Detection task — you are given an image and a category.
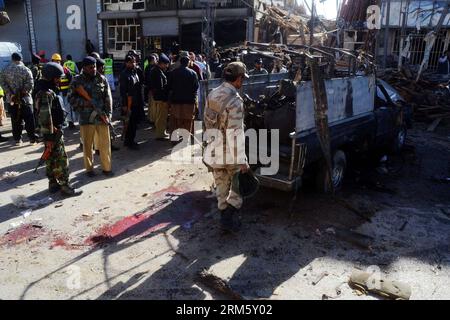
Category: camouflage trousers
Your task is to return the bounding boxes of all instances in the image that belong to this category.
[212,165,243,211]
[46,136,69,185]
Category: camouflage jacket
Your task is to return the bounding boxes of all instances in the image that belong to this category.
[203,81,247,168]
[35,80,66,137]
[29,64,42,83]
[68,72,112,125]
[0,62,34,105]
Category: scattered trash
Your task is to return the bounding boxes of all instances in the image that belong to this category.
[189,172,195,177]
[11,195,54,209]
[54,203,63,208]
[142,193,148,197]
[349,269,411,300]
[312,272,329,286]
[1,171,20,183]
[325,227,336,235]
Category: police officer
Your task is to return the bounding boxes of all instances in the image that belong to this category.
[69,56,113,177]
[0,52,38,145]
[203,62,250,232]
[119,55,142,150]
[249,58,268,76]
[36,62,82,196]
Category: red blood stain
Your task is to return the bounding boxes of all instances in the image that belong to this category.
[85,187,210,246]
[0,224,44,247]
[50,237,86,250]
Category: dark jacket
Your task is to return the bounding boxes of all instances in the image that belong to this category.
[149,66,169,102]
[119,68,143,107]
[168,66,199,104]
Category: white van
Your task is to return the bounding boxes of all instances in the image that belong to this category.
[0,42,22,71]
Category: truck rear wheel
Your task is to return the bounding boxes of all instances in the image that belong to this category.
[316,150,347,193]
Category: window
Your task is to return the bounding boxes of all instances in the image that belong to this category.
[106,19,142,59]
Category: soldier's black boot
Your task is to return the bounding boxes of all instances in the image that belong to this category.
[48,179,60,193]
[60,185,83,197]
[220,205,241,233]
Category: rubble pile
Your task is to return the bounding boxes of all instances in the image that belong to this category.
[381,69,450,123]
[255,4,336,46]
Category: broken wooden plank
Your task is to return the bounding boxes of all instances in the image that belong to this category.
[196,269,244,300]
[349,269,411,300]
[427,118,442,132]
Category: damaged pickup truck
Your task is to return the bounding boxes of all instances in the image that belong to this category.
[199,43,412,194]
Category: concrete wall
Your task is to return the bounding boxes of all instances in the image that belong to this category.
[0,1,31,61]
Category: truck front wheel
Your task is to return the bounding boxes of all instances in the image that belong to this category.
[316,150,347,193]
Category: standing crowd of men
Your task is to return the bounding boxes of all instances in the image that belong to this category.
[0,46,256,233]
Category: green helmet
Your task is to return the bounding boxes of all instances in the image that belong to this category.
[42,62,64,80]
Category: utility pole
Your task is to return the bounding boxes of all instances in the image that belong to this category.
[310,0,315,46]
[201,0,217,58]
[383,0,391,69]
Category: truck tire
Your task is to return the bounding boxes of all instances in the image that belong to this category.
[316,150,347,193]
[391,125,407,154]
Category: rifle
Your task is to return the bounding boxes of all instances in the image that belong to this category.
[74,86,118,140]
[121,96,132,141]
[34,130,63,173]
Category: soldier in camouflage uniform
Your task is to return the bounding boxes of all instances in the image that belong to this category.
[69,56,113,177]
[203,62,250,232]
[0,52,38,145]
[36,62,82,196]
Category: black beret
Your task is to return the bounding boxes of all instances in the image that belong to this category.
[83,56,97,66]
[159,53,170,64]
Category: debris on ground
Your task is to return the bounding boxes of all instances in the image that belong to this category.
[0,171,20,183]
[196,269,244,300]
[349,269,411,300]
[312,271,329,286]
[330,227,374,250]
[11,195,54,209]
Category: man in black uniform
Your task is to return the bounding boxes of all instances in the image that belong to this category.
[120,55,142,150]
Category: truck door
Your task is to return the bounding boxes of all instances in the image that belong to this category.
[374,83,397,147]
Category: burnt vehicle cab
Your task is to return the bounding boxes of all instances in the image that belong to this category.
[244,75,411,193]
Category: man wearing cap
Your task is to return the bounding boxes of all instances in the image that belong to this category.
[52,53,75,129]
[69,56,113,177]
[203,62,250,232]
[36,62,82,197]
[149,53,170,140]
[119,55,142,150]
[249,58,268,76]
[167,55,199,142]
[0,52,38,145]
[144,54,158,123]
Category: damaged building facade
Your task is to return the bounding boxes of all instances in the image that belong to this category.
[339,0,450,70]
[0,0,255,62]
